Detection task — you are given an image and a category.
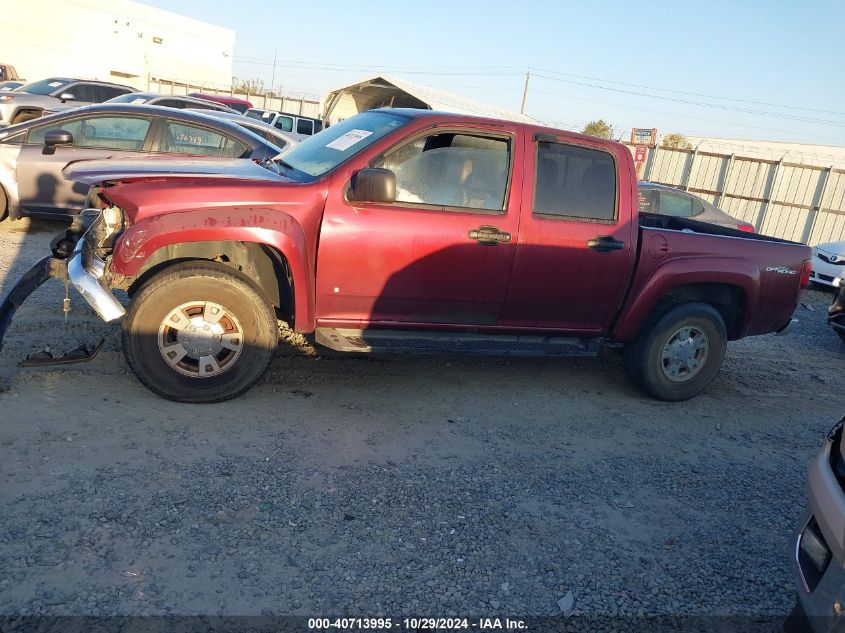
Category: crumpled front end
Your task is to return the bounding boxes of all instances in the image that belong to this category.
[66,207,126,322]
[0,206,127,355]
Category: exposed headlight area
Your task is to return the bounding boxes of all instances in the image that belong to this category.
[798,518,832,592]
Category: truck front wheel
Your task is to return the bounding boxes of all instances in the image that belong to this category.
[122,262,278,403]
[623,302,727,401]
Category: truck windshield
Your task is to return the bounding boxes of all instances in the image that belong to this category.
[278,111,408,179]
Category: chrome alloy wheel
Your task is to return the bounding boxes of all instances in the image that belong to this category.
[157,301,244,378]
[660,325,709,382]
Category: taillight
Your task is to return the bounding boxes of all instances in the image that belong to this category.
[800,260,812,288]
[737,222,755,233]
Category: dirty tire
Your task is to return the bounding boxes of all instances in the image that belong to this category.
[122,261,278,403]
[623,301,727,402]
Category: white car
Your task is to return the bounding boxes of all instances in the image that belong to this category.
[810,241,845,287]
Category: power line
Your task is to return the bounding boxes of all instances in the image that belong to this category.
[232,55,845,118]
[530,73,845,128]
[530,88,845,144]
[529,66,845,117]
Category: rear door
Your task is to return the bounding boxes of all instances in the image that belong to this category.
[316,122,525,327]
[500,133,637,332]
[16,113,155,216]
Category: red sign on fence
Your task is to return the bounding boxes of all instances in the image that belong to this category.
[634,146,648,164]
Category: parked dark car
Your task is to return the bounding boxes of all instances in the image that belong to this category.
[187,109,299,150]
[0,81,24,92]
[0,104,283,220]
[787,414,845,633]
[188,93,252,114]
[46,93,240,117]
[102,92,239,113]
[638,182,755,232]
[0,78,135,126]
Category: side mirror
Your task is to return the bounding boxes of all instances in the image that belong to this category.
[348,168,396,204]
[59,92,76,103]
[43,129,73,155]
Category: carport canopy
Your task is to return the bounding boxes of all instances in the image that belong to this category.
[322,74,535,125]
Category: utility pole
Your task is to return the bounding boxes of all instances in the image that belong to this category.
[520,70,530,114]
[270,50,277,96]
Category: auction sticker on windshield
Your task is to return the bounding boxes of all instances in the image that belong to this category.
[326,129,373,151]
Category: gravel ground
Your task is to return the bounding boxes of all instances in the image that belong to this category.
[0,218,842,629]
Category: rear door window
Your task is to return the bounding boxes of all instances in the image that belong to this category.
[533,142,617,221]
[159,121,247,157]
[637,189,655,213]
[65,83,96,102]
[658,191,695,217]
[95,86,131,102]
[296,118,313,135]
[274,115,294,132]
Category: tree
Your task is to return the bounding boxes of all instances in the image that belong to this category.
[581,119,612,139]
[661,133,692,150]
[232,77,265,94]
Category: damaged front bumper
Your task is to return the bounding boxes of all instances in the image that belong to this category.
[0,208,126,353]
[67,211,126,322]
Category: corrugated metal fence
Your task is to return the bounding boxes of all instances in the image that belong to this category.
[147,78,322,119]
[631,143,845,246]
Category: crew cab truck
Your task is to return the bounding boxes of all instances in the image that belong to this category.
[0,109,812,403]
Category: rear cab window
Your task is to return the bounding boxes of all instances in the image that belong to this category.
[533,141,617,222]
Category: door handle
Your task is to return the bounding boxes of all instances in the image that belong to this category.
[468,225,512,246]
[587,236,625,253]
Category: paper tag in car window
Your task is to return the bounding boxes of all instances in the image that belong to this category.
[48,81,64,88]
[325,129,373,151]
[131,98,147,104]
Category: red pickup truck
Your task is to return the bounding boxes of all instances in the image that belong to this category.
[0,109,811,403]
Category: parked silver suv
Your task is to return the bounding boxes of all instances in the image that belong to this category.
[0,78,135,126]
[787,415,845,632]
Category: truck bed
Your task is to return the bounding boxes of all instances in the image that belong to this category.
[613,213,811,341]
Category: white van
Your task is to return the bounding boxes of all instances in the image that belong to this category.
[244,109,324,137]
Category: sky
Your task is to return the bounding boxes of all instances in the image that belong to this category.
[143,0,845,146]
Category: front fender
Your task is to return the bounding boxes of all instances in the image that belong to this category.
[110,206,315,331]
[612,256,761,341]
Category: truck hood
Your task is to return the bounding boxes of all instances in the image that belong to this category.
[62,157,289,186]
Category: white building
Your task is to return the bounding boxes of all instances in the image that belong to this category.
[0,0,234,90]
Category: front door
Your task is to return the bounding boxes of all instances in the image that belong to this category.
[316,124,525,327]
[16,114,154,216]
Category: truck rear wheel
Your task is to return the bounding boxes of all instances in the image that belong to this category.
[623,301,727,401]
[122,262,278,403]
